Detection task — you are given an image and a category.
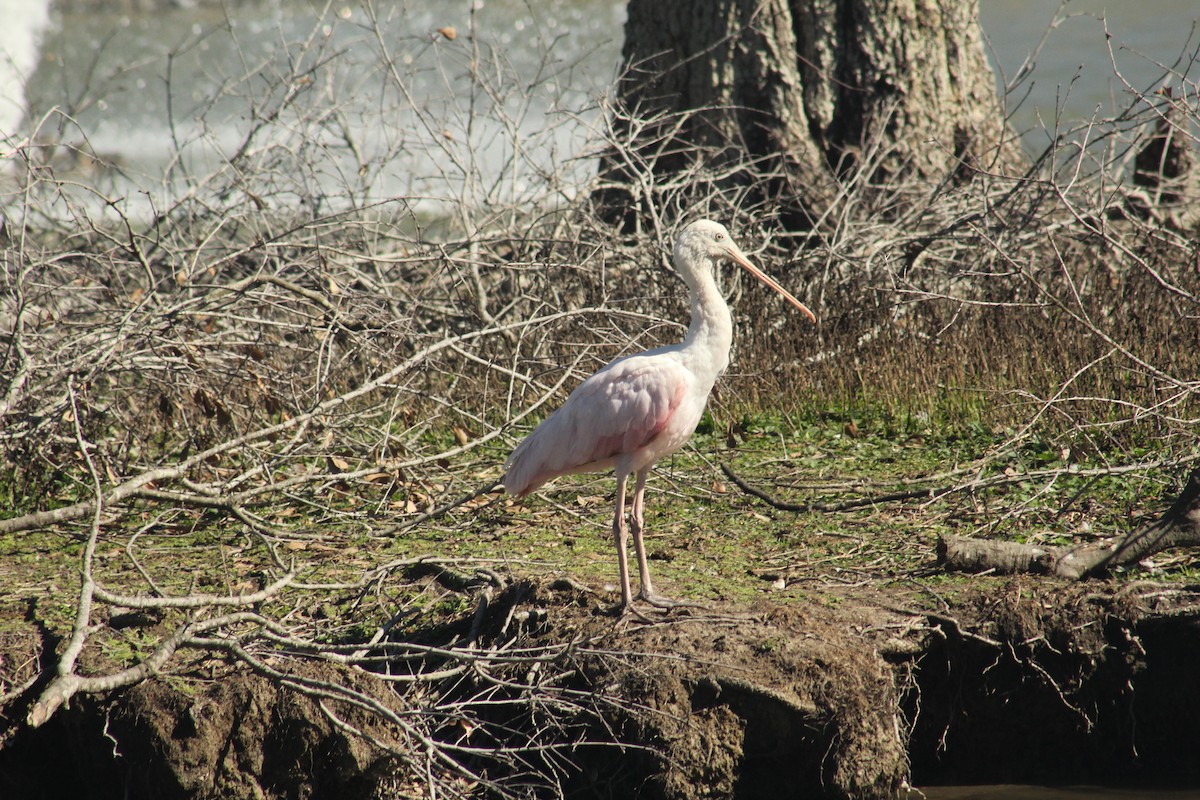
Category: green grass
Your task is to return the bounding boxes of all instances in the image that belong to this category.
[0,392,1191,683]
[369,400,1187,609]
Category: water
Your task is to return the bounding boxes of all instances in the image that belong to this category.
[17,0,623,157]
[980,0,1200,139]
[919,785,1200,800]
[2,0,628,220]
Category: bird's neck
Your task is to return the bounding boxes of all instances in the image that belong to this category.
[680,269,733,384]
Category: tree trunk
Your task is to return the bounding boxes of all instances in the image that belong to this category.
[597,0,1021,229]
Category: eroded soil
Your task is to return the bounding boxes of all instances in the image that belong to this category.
[2,571,1198,799]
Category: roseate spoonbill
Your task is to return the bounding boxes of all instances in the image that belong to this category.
[503,220,816,612]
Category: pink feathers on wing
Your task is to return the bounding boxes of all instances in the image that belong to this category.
[502,354,690,497]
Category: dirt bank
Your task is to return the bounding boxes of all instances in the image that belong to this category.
[2,574,1198,799]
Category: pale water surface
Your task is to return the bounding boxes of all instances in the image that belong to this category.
[980,0,1200,139]
[920,784,1200,799]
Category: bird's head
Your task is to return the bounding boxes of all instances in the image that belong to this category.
[673,220,816,323]
[674,219,743,265]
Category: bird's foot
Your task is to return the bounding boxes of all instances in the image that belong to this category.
[601,588,641,619]
[604,597,671,621]
[602,589,704,620]
[615,603,656,624]
[635,590,705,611]
[602,598,656,624]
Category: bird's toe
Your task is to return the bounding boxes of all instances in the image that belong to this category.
[636,591,704,611]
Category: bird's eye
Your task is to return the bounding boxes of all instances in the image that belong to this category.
[715,232,725,240]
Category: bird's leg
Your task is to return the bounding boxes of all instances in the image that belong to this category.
[630,468,697,610]
[611,472,635,612]
[629,469,655,596]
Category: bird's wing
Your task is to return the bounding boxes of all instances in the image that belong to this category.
[503,355,691,496]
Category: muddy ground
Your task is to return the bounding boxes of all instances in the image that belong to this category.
[2,570,1198,799]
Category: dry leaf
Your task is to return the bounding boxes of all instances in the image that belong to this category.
[437,25,457,40]
[453,427,470,446]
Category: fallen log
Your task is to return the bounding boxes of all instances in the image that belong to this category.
[939,468,1200,579]
[937,535,1055,575]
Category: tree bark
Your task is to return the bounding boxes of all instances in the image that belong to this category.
[598,0,1022,229]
